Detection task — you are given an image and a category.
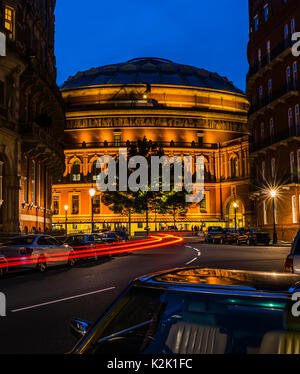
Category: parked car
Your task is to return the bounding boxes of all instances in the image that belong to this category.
[64,234,107,262]
[235,229,271,246]
[285,229,300,274]
[218,228,238,244]
[205,226,224,243]
[0,235,75,272]
[69,267,300,354]
[114,231,129,241]
[97,232,124,243]
[0,254,8,277]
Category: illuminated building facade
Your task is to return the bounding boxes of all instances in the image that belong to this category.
[52,57,251,234]
[0,0,65,234]
[247,0,300,240]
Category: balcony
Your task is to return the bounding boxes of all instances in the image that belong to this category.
[249,84,299,121]
[251,126,300,154]
[247,39,294,86]
[64,140,219,150]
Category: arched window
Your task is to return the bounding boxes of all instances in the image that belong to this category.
[92,160,98,181]
[231,158,239,178]
[72,161,81,182]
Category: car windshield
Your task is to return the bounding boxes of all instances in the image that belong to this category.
[3,237,35,246]
[83,285,293,354]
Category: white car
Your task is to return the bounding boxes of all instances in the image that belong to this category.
[0,235,76,272]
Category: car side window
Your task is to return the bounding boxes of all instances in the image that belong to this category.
[37,237,50,246]
[47,237,59,246]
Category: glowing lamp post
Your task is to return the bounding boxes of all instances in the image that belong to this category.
[89,188,96,233]
[270,190,278,245]
[64,205,69,235]
[233,202,238,232]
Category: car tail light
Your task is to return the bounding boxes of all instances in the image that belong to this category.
[284,256,293,273]
[252,234,257,238]
[20,248,33,255]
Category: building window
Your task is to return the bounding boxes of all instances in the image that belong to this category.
[114,134,121,147]
[268,79,272,102]
[24,156,29,203]
[254,15,259,32]
[262,161,266,181]
[72,195,79,215]
[258,49,262,68]
[290,152,295,181]
[4,6,15,40]
[93,195,101,214]
[292,195,297,224]
[266,40,271,63]
[92,160,98,181]
[31,161,36,205]
[53,196,59,215]
[231,157,238,178]
[291,18,296,34]
[271,158,276,180]
[270,118,274,139]
[264,4,269,22]
[263,200,268,225]
[293,62,298,90]
[138,222,143,229]
[259,86,263,105]
[72,161,81,182]
[200,194,207,212]
[284,24,289,41]
[295,105,300,135]
[288,108,294,130]
[260,123,265,139]
[286,66,291,90]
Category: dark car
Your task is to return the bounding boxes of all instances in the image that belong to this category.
[0,254,8,277]
[236,229,271,246]
[64,234,107,262]
[97,232,124,244]
[218,228,238,244]
[69,267,300,354]
[285,229,300,274]
[205,226,224,244]
[114,231,129,241]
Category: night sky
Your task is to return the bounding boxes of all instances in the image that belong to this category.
[55,0,249,91]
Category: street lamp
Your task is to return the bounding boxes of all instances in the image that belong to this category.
[233,202,238,232]
[270,189,278,245]
[89,188,96,233]
[64,205,69,234]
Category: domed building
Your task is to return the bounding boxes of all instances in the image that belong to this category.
[52,57,251,234]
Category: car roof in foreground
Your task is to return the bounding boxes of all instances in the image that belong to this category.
[134,267,300,298]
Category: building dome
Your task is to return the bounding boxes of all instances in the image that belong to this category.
[62,57,243,94]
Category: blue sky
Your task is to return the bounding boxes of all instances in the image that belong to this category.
[55,0,249,91]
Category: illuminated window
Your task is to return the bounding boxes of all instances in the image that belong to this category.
[262,161,266,181]
[264,4,269,22]
[92,195,101,214]
[31,161,36,205]
[292,195,297,224]
[254,15,259,32]
[92,160,98,181]
[263,200,268,225]
[114,134,121,147]
[271,158,276,180]
[72,195,79,215]
[53,196,59,215]
[231,157,238,178]
[72,161,81,182]
[5,6,15,40]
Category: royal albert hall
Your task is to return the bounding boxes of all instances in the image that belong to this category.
[51,57,251,234]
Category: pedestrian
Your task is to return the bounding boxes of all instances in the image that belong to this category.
[191,225,194,234]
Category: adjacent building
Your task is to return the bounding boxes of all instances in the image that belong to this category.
[0,0,65,235]
[247,0,300,241]
[52,57,251,234]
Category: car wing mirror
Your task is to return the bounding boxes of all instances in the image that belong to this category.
[70,318,92,339]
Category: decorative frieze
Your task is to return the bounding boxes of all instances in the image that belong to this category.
[66,117,248,133]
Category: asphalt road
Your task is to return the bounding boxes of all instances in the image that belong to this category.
[0,238,292,354]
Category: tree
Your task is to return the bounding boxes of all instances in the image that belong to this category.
[160,189,189,228]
